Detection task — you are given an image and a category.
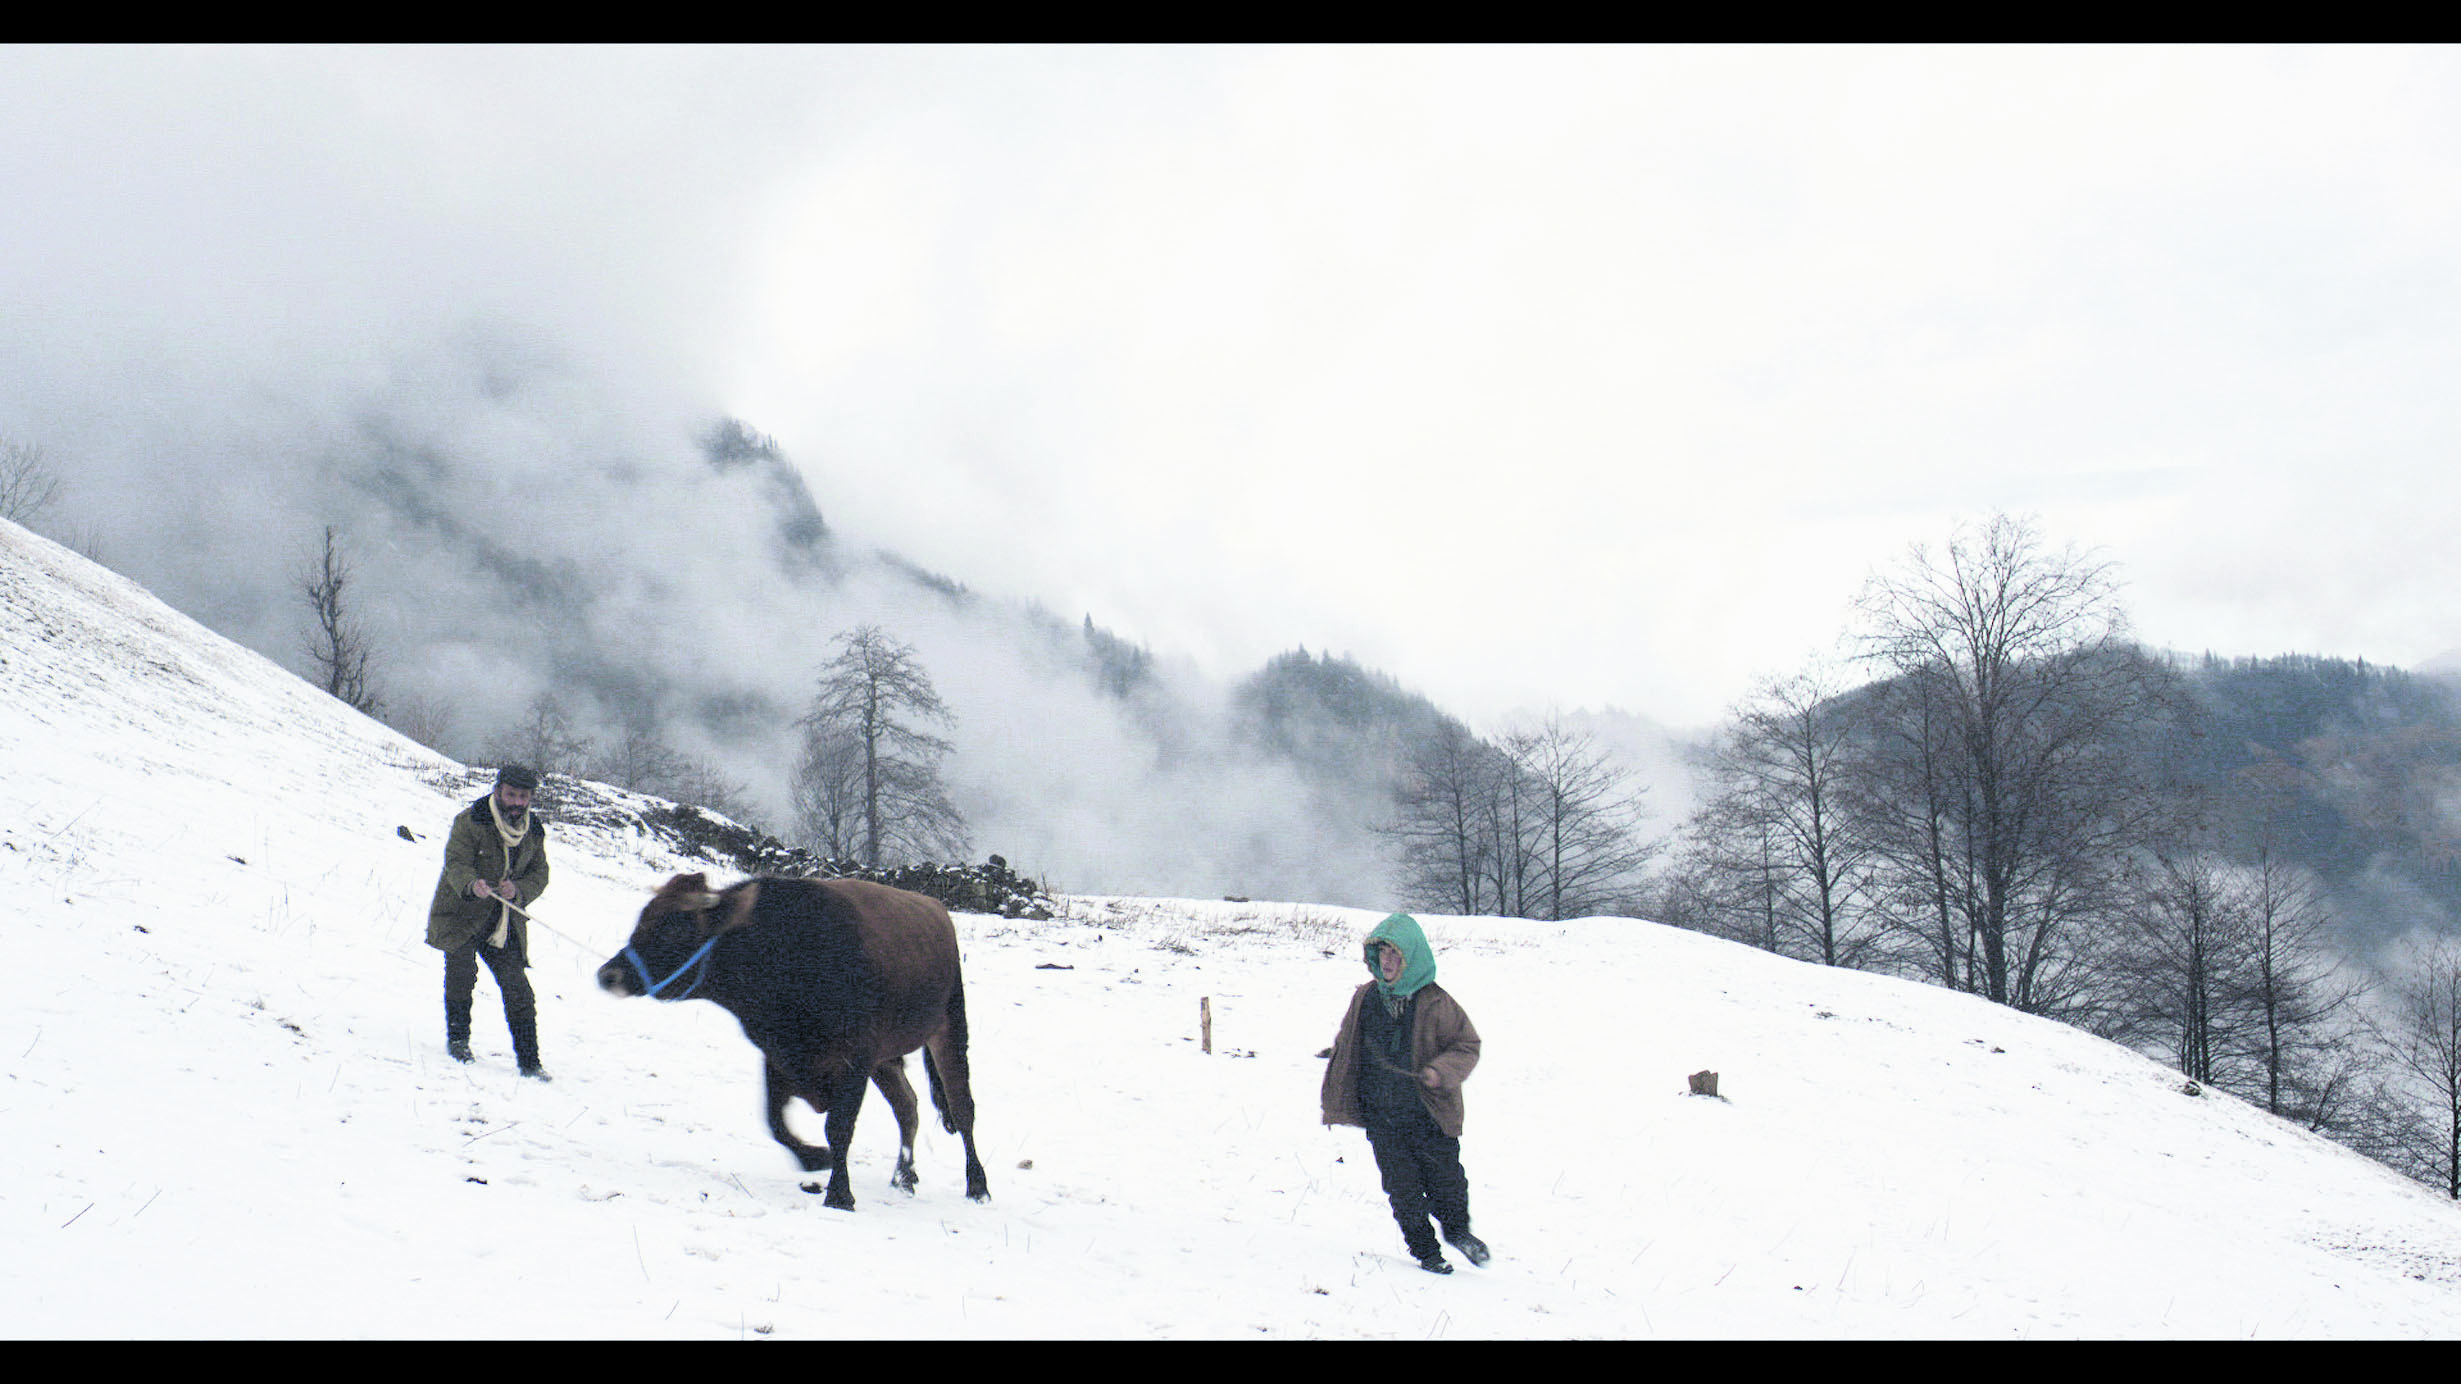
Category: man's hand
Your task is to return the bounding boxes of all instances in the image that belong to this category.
[1421,1067,1441,1089]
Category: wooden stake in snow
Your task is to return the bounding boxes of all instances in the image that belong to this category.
[1202,997,1212,1054]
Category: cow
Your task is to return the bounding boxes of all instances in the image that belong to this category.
[597,872,990,1211]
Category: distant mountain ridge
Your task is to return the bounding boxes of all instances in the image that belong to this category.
[349,412,2461,933]
[28,390,2456,923]
[2171,652,2461,948]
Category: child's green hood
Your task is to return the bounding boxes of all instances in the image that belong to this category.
[1364,912,1437,1000]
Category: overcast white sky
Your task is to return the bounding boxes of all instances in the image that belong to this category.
[7,44,2461,730]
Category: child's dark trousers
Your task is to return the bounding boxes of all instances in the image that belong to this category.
[1365,1105,1472,1260]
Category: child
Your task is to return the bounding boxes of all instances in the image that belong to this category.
[1320,912,1490,1274]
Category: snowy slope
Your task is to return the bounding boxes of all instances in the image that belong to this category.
[8,515,2461,1339]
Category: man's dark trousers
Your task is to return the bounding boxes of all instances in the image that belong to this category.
[445,939,537,1066]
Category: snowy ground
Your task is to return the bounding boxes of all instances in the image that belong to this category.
[10,515,2461,1339]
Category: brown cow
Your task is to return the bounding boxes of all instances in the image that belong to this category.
[598,873,990,1210]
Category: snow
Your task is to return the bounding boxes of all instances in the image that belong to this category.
[9,513,2461,1339]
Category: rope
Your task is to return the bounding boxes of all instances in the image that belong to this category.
[478,894,627,965]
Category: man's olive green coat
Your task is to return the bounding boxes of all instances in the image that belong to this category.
[425,793,550,964]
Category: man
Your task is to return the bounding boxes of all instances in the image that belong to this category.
[426,764,552,1080]
[1321,911,1490,1274]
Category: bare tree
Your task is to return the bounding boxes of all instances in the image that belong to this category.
[1390,714,1653,921]
[592,701,692,795]
[298,525,382,715]
[1474,726,1543,918]
[580,701,757,822]
[799,625,968,867]
[0,437,62,526]
[1388,717,1506,915]
[1693,668,1882,966]
[489,692,594,784]
[2238,846,2369,1119]
[381,692,458,753]
[789,720,870,860]
[2378,936,2461,1199]
[1841,674,1978,987]
[1519,716,1657,921]
[1667,791,1792,954]
[2302,1055,2435,1179]
[2104,848,2262,1085]
[659,754,759,827]
[1851,513,2177,1015]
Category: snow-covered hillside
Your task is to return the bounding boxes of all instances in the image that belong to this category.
[9,515,2461,1339]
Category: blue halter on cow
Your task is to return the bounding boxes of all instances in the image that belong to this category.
[599,872,991,1211]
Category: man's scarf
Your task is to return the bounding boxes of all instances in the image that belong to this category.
[485,794,531,948]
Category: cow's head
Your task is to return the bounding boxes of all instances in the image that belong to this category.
[597,873,759,1000]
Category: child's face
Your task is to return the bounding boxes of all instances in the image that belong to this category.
[1376,942,1405,984]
